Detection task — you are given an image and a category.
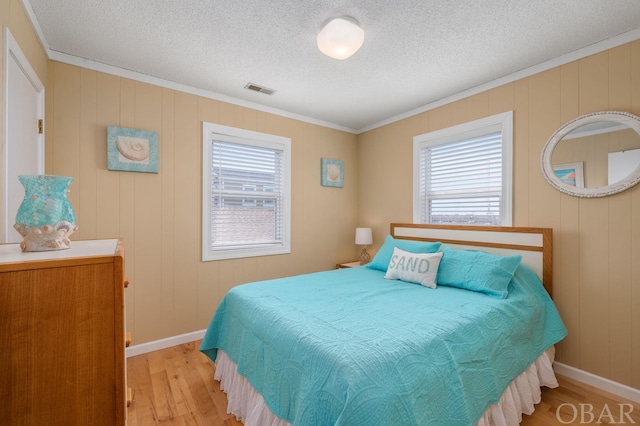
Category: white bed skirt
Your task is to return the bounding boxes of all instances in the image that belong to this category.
[214,346,558,426]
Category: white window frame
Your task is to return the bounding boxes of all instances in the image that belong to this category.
[202,122,291,261]
[413,111,513,226]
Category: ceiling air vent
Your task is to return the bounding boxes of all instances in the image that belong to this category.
[244,83,275,95]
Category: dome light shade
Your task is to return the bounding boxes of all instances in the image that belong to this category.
[317,18,364,60]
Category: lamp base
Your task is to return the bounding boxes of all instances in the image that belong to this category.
[359,247,371,265]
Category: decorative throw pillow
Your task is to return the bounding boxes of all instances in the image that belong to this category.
[436,246,522,299]
[384,247,444,289]
[366,235,442,272]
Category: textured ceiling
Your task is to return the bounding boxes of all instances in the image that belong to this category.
[25,0,640,133]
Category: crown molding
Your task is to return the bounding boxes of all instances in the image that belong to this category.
[20,0,640,135]
[357,27,640,134]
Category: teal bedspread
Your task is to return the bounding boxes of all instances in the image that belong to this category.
[200,265,567,426]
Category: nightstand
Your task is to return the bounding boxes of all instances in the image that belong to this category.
[336,261,363,269]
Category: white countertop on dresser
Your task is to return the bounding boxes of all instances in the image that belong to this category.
[0,239,120,263]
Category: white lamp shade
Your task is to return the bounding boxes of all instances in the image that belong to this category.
[355,227,373,245]
[317,18,364,60]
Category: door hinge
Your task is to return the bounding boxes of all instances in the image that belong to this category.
[37,119,43,134]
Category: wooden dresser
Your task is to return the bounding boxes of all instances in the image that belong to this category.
[0,239,129,425]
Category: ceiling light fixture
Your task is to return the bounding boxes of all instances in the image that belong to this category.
[317,17,364,60]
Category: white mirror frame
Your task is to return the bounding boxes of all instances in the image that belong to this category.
[541,111,640,198]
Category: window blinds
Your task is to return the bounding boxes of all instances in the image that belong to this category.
[209,140,284,250]
[419,131,502,225]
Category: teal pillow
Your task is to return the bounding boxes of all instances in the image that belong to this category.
[366,235,442,272]
[436,246,522,299]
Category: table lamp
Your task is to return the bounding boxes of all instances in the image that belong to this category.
[355,227,373,265]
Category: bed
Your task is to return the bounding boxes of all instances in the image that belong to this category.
[200,224,567,425]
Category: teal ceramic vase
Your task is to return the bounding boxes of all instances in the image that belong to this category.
[14,174,78,252]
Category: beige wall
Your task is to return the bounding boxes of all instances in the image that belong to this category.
[0,0,47,79]
[0,0,48,236]
[5,0,640,391]
[358,41,640,389]
[45,61,360,345]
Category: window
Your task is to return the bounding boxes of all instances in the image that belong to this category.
[413,111,513,226]
[262,186,275,207]
[202,122,291,261]
[242,184,257,207]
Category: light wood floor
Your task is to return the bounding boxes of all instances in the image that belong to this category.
[127,341,640,425]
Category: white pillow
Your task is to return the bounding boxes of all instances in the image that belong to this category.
[384,247,444,289]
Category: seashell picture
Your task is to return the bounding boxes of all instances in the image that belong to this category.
[107,126,159,173]
[321,158,344,188]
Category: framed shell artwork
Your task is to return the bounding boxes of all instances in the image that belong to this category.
[321,158,344,187]
[107,126,159,173]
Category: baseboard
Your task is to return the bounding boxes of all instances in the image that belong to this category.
[553,362,640,404]
[125,329,207,358]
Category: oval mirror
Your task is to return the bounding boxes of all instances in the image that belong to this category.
[541,111,640,197]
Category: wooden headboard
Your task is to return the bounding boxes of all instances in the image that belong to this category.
[390,223,553,297]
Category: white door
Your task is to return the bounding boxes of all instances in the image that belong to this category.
[3,28,44,243]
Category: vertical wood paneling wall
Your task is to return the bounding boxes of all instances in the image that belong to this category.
[45,62,359,344]
[358,41,640,389]
[4,0,639,391]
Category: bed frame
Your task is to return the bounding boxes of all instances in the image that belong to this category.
[390,223,553,297]
[207,223,559,426]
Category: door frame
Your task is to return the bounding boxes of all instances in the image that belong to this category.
[2,27,45,243]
